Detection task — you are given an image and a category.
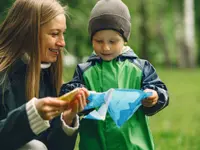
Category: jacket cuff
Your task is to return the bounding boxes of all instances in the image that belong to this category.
[60,113,79,136]
[26,97,50,135]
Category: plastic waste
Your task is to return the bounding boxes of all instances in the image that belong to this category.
[84,88,152,127]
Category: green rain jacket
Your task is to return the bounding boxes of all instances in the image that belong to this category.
[61,47,169,150]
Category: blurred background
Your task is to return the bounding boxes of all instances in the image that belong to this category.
[1,0,200,149]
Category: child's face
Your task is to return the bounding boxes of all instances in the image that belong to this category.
[92,30,125,61]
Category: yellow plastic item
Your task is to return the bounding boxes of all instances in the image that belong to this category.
[58,88,79,102]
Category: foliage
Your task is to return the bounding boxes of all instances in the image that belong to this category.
[0,0,14,22]
[0,0,199,66]
[61,0,199,67]
[195,0,200,65]
[61,0,97,62]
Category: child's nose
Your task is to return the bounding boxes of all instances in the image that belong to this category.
[102,43,110,51]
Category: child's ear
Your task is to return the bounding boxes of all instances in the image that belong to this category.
[124,42,127,45]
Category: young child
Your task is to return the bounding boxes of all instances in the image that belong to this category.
[60,0,169,149]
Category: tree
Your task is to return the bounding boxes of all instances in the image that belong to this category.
[194,0,200,66]
[184,0,196,67]
[139,0,149,60]
[0,0,14,22]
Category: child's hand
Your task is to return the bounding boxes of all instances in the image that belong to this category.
[62,87,89,125]
[142,89,158,107]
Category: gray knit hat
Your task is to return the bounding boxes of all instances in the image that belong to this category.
[88,0,131,42]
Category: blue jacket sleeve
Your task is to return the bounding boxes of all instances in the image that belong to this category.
[60,64,93,116]
[60,64,86,96]
[140,60,169,116]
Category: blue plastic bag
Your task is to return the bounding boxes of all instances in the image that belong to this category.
[84,89,113,120]
[84,88,152,127]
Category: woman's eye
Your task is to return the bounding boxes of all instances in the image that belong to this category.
[51,33,59,36]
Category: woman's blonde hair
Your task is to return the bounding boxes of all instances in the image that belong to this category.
[0,0,68,100]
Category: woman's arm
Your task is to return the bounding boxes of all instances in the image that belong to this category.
[0,103,36,149]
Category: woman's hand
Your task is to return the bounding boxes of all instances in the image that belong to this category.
[142,89,158,107]
[34,97,69,120]
[62,87,89,126]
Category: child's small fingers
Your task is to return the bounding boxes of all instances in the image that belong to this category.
[142,102,153,107]
[142,99,153,105]
[142,98,152,102]
[144,89,152,93]
[143,101,152,104]
[142,98,157,107]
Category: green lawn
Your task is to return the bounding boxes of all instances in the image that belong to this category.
[150,68,200,150]
[63,67,200,150]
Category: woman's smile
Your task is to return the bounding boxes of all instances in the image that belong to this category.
[49,48,60,55]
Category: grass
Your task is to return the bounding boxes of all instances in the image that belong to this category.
[63,67,200,150]
[150,68,200,150]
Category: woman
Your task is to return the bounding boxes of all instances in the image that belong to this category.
[0,0,88,149]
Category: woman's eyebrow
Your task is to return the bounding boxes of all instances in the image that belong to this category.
[49,28,66,32]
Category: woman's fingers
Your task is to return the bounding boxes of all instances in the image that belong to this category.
[66,88,89,113]
[81,87,90,98]
[76,89,88,111]
[35,97,69,120]
[35,88,90,120]
[79,89,87,108]
[41,110,62,120]
[44,97,69,107]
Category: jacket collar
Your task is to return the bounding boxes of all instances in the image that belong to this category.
[9,59,26,76]
[87,46,138,63]
[9,58,51,76]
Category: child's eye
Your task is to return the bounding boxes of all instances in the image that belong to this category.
[96,40,103,43]
[109,40,116,44]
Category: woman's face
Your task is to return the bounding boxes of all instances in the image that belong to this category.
[40,14,66,63]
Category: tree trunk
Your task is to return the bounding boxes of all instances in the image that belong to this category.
[184,0,196,67]
[156,2,171,67]
[139,0,149,60]
[173,0,188,68]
